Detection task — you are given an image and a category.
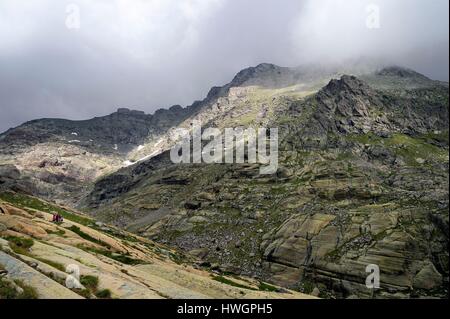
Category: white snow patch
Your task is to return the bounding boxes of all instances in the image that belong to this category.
[113,144,118,150]
[71,132,78,136]
[123,160,134,167]
[137,145,144,151]
[122,150,161,168]
[68,140,81,143]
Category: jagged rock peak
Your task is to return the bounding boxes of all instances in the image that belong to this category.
[376,66,430,80]
[115,108,147,116]
[321,75,374,96]
[203,63,292,101]
[231,63,288,86]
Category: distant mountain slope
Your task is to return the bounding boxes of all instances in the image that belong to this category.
[0,63,341,204]
[0,105,197,203]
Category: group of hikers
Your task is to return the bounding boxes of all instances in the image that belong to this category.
[51,212,64,223]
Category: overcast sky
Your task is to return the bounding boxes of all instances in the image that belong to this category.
[0,0,448,133]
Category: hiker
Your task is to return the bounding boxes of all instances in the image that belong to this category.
[51,213,63,223]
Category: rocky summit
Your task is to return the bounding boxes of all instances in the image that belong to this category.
[0,63,448,299]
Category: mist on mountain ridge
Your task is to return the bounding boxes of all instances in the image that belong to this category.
[0,0,448,133]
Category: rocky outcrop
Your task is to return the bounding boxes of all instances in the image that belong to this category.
[283,75,449,151]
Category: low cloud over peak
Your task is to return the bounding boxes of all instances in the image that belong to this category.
[0,0,448,132]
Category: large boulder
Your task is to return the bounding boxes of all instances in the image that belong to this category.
[413,262,443,290]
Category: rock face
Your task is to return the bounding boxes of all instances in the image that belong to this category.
[413,263,443,290]
[0,63,448,299]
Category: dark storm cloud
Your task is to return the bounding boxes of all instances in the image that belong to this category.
[0,0,448,132]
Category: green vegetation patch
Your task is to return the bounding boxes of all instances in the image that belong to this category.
[75,288,92,299]
[6,236,34,250]
[258,282,279,292]
[106,253,143,265]
[34,257,65,272]
[346,133,448,166]
[77,275,112,299]
[95,289,112,299]
[80,275,99,291]
[45,229,66,236]
[346,132,382,145]
[0,191,92,226]
[168,251,187,265]
[212,275,256,291]
[0,278,39,299]
[5,236,34,255]
[0,279,18,299]
[4,236,67,272]
[384,134,448,165]
[298,278,315,295]
[67,225,111,249]
[212,275,282,293]
[14,279,39,299]
[420,130,449,145]
[97,228,139,243]
[80,246,144,265]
